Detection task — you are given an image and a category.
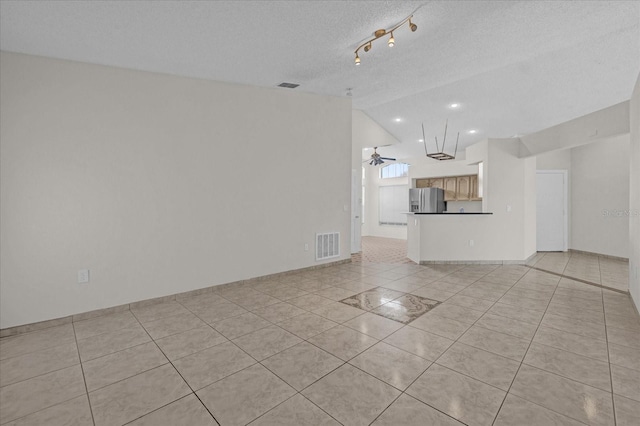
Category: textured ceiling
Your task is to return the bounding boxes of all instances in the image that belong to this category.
[1,1,639,161]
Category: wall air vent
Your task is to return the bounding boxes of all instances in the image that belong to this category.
[277,82,300,89]
[316,232,340,261]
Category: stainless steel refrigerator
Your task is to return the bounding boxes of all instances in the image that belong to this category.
[409,188,445,213]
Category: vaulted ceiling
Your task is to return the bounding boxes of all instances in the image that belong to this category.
[1,1,638,161]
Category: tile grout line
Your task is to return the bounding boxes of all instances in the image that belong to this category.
[601,288,619,426]
[174,289,350,425]
[489,270,563,426]
[227,309,351,425]
[119,394,201,426]
[128,307,225,426]
[0,268,453,426]
[0,342,83,387]
[370,266,525,424]
[1,326,100,425]
[422,267,560,422]
[372,265,524,425]
[528,265,628,294]
[598,255,604,290]
[495,269,620,425]
[246,267,479,425]
[3,260,632,425]
[71,321,97,426]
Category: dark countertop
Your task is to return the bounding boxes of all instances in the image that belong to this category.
[409,212,493,215]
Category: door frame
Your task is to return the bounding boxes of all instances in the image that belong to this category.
[351,168,362,253]
[536,169,569,252]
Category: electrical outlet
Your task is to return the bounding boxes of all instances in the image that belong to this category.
[304,243,309,251]
[469,240,474,247]
[78,269,90,284]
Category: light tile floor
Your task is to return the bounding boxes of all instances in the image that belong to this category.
[528,251,629,292]
[1,262,639,425]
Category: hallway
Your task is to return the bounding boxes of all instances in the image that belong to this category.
[352,237,413,265]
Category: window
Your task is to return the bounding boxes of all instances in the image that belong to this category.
[380,163,409,179]
[379,185,408,226]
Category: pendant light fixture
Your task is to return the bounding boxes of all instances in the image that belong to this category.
[354,15,417,65]
[422,120,460,161]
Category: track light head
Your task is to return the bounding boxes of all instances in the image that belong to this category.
[354,54,361,65]
[374,29,386,38]
[364,43,371,53]
[409,19,417,32]
[388,32,395,47]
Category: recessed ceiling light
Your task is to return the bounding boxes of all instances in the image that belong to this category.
[394,118,403,123]
[468,129,477,134]
[364,148,370,151]
[418,139,424,143]
[449,103,460,109]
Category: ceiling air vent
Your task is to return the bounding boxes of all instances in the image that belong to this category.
[277,82,300,89]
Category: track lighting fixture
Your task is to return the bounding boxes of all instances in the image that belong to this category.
[354,14,416,65]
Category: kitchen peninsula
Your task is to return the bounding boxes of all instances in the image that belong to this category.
[406,212,510,264]
[405,138,537,265]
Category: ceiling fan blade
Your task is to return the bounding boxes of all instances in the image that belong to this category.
[380,157,396,161]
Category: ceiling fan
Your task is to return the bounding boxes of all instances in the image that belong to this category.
[364,147,396,166]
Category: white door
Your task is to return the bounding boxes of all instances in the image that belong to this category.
[351,169,362,253]
[536,170,568,251]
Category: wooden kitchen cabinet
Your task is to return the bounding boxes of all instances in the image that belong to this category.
[443,177,457,201]
[470,175,480,200]
[415,174,482,201]
[415,178,444,189]
[415,179,429,188]
[429,178,444,190]
[456,176,471,201]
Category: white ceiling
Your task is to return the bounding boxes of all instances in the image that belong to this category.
[1,1,639,161]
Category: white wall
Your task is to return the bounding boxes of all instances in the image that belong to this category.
[0,52,352,328]
[629,73,640,309]
[521,101,629,156]
[523,155,537,257]
[352,110,399,151]
[536,149,572,170]
[571,135,629,258]
[486,139,537,260]
[534,130,631,258]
